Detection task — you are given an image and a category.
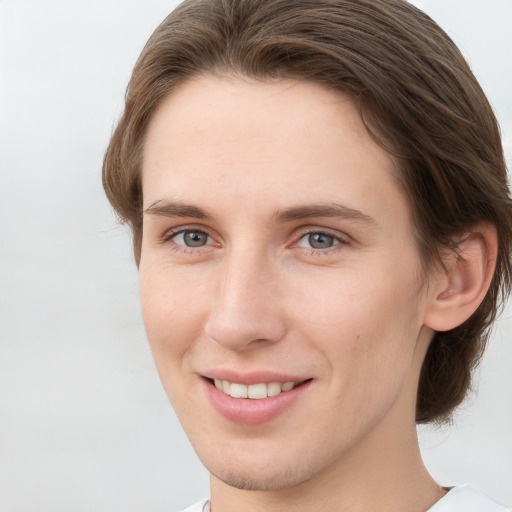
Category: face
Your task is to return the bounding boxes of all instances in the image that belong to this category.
[140,76,435,491]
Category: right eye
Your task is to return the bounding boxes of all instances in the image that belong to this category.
[170,229,212,247]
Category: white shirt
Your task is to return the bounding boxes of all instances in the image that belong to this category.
[177,485,511,512]
[426,485,511,512]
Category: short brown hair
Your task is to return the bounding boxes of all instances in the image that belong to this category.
[103,0,512,423]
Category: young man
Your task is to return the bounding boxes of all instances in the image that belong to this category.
[103,0,512,510]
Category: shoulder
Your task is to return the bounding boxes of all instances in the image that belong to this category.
[428,485,511,512]
[175,498,210,512]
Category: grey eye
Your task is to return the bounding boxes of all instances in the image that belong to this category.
[174,230,210,247]
[307,232,335,249]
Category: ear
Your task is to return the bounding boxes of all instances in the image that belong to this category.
[423,222,498,332]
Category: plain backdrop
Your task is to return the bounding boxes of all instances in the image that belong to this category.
[0,1,511,510]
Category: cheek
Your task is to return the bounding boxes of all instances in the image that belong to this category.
[139,267,213,423]
[139,263,210,365]
[289,264,424,380]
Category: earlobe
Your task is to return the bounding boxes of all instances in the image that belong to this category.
[424,223,497,332]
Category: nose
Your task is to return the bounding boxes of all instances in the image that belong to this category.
[204,249,287,351]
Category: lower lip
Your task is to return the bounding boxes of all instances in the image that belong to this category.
[203,379,312,425]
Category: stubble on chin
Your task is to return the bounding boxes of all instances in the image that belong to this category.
[207,457,322,492]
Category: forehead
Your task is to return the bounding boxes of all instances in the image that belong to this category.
[142,75,411,235]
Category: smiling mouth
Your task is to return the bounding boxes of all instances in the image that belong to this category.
[207,378,309,399]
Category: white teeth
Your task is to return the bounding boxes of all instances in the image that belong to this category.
[248,383,267,399]
[281,381,294,391]
[229,383,248,398]
[212,379,301,399]
[267,382,282,397]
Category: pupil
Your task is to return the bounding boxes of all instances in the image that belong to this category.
[184,231,207,247]
[308,232,334,249]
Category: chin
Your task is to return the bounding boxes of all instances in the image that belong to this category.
[208,463,313,492]
[197,437,342,493]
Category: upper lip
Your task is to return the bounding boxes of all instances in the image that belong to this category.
[201,369,311,385]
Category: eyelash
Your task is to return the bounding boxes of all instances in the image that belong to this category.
[159,226,349,256]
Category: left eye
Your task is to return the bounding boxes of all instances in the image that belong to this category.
[296,232,341,249]
[172,229,211,247]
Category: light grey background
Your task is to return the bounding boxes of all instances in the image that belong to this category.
[0,1,510,510]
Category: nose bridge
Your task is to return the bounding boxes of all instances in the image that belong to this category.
[205,243,286,350]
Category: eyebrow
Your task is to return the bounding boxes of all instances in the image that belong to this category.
[144,200,212,220]
[144,200,376,226]
[273,203,377,225]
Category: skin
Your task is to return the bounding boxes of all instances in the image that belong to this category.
[139,75,460,512]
